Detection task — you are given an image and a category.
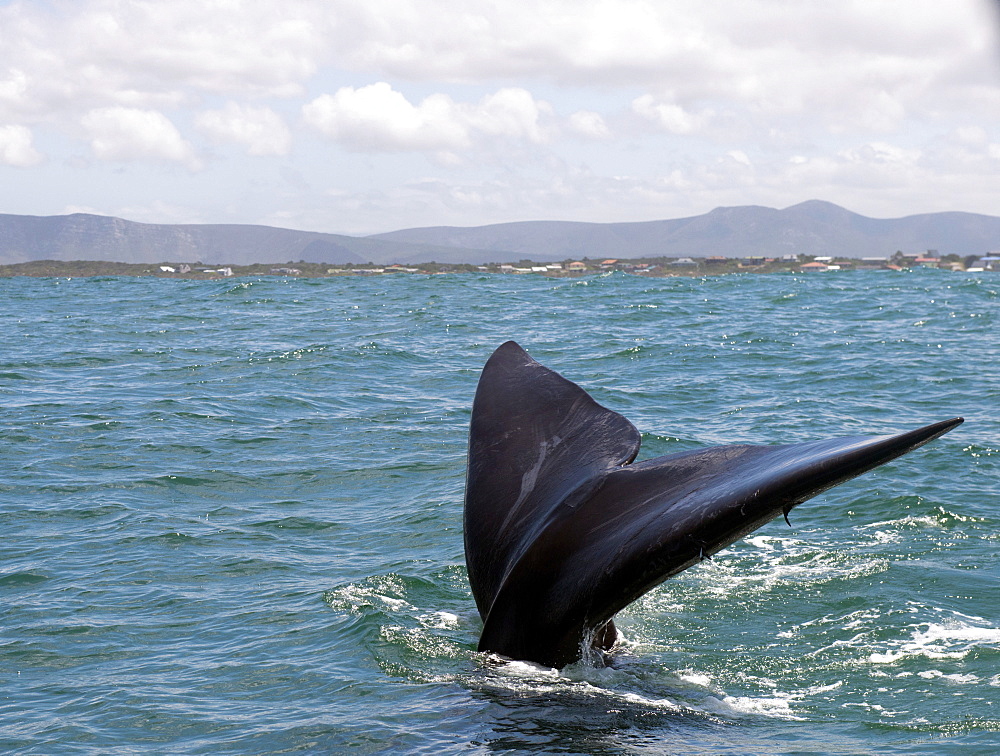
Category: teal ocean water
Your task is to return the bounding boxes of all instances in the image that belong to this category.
[1,269,997,754]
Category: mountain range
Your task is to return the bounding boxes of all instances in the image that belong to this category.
[2,200,998,266]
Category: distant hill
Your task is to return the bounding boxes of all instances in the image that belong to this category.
[0,213,493,266]
[370,200,1000,260]
[1,201,998,266]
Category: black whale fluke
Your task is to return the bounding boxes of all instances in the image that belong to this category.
[463,340,963,668]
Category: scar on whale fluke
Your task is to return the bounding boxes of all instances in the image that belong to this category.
[463,340,963,668]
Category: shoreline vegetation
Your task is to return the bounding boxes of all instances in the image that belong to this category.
[1,252,996,279]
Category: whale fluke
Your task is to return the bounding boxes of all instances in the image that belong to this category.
[464,341,963,668]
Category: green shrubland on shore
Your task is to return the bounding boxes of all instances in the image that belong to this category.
[0,251,989,279]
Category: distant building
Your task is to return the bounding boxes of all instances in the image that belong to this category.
[567,261,587,271]
[800,262,829,272]
[977,256,1000,271]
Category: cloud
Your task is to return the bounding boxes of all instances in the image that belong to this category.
[0,68,30,120]
[567,110,612,140]
[196,102,292,156]
[81,107,201,169]
[466,88,551,143]
[302,82,552,154]
[1,1,996,142]
[0,124,43,167]
[0,0,326,123]
[726,150,752,167]
[840,141,923,166]
[303,83,470,151]
[631,94,709,135]
[323,1,998,117]
[0,0,997,228]
[5,1,991,123]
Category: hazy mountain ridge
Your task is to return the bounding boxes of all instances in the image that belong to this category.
[371,200,1000,259]
[0,213,493,266]
[1,201,998,266]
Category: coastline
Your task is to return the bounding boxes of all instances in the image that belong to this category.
[0,252,990,279]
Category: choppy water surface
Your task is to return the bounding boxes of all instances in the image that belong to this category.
[1,269,997,754]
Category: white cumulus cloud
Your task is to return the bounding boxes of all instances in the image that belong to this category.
[464,88,551,143]
[0,124,44,167]
[302,82,552,154]
[81,107,201,170]
[726,150,752,167]
[631,94,709,134]
[196,102,292,156]
[303,83,470,152]
[567,110,612,139]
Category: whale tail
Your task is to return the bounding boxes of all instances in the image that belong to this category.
[464,341,963,668]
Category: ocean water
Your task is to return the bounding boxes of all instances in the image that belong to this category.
[0,269,997,755]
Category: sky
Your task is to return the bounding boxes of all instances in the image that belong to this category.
[1,0,999,235]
